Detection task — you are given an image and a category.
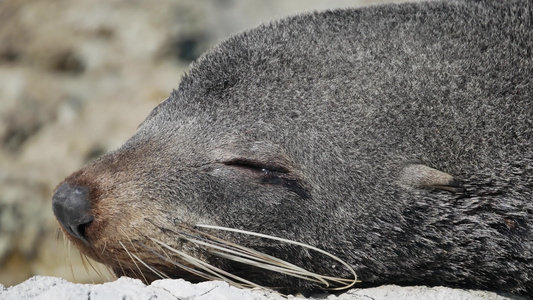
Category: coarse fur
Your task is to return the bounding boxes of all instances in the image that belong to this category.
[53,0,533,296]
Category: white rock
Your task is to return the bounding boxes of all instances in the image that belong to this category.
[0,276,525,300]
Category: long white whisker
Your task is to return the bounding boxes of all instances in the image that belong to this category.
[210,250,331,285]
[198,234,351,286]
[150,238,271,290]
[149,238,245,284]
[151,238,249,285]
[135,240,216,281]
[195,224,358,290]
[119,241,148,283]
[181,235,330,286]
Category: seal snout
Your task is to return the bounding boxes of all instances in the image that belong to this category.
[52,182,94,246]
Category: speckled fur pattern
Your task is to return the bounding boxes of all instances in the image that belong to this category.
[53,0,532,296]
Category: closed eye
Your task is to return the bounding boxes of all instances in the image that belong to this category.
[223,159,310,199]
[223,158,289,174]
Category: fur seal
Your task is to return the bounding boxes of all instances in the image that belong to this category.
[52,0,533,296]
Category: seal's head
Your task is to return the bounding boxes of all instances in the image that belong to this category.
[53,0,533,295]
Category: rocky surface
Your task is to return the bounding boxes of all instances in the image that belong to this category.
[1,276,526,300]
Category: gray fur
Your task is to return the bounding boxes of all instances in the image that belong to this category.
[53,0,532,296]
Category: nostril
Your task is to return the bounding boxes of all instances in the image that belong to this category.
[75,220,91,242]
[52,182,94,247]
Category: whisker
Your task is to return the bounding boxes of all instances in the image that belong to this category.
[68,254,76,283]
[150,238,269,290]
[119,241,149,284]
[148,237,174,262]
[130,251,170,280]
[195,224,358,290]
[67,239,71,258]
[101,239,107,255]
[88,259,114,282]
[147,225,270,287]
[80,254,87,271]
[56,230,77,282]
[149,238,242,283]
[177,233,330,286]
[135,241,199,275]
[79,252,92,283]
[209,250,331,286]
[135,239,225,284]
[144,219,258,285]
[115,254,126,280]
[198,235,349,286]
[85,256,99,277]
[138,221,356,291]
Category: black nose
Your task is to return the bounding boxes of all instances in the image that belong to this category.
[52,182,94,246]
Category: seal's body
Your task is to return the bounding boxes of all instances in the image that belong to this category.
[53,0,532,296]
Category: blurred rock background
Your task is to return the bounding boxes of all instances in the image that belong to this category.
[0,0,410,287]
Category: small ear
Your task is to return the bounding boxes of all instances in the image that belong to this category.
[399,164,465,193]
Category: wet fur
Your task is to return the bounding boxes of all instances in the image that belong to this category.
[54,0,532,296]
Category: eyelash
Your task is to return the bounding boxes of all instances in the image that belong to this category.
[222,159,309,199]
[223,159,289,174]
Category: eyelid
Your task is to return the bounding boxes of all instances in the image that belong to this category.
[222,158,290,174]
[221,159,310,199]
